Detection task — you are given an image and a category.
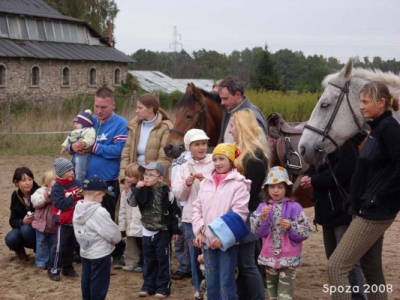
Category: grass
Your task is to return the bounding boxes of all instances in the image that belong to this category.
[0,90,319,156]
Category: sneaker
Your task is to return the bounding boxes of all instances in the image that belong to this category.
[134,265,143,273]
[171,271,191,280]
[122,265,134,272]
[194,291,204,300]
[155,293,168,298]
[138,290,150,297]
[48,272,61,281]
[113,255,125,269]
[62,270,79,277]
[36,265,46,270]
[15,249,29,261]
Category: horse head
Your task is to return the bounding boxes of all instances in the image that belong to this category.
[164,83,222,159]
[299,58,366,165]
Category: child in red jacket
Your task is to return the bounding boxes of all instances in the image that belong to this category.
[47,158,83,281]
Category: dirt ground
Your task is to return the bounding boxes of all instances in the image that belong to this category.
[0,156,399,300]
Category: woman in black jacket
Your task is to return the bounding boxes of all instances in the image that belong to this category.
[5,167,39,261]
[301,131,367,300]
[327,81,400,300]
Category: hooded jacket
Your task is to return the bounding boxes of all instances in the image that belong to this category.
[9,182,40,229]
[73,201,121,259]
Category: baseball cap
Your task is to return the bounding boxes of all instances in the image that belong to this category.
[82,175,115,196]
[139,162,166,177]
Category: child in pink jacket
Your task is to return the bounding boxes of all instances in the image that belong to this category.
[193,143,250,300]
[250,166,311,300]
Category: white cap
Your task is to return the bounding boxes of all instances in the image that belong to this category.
[184,129,210,150]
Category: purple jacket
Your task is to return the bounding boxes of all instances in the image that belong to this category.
[250,199,311,268]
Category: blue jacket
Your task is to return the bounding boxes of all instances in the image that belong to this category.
[86,112,128,180]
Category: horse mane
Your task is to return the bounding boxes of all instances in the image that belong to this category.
[322,68,400,88]
[175,88,221,109]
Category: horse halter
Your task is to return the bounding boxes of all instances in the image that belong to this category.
[304,79,362,149]
[169,98,207,137]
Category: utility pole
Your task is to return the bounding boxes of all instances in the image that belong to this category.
[169,26,182,77]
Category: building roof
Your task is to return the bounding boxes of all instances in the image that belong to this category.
[129,70,214,93]
[0,0,81,23]
[0,39,135,63]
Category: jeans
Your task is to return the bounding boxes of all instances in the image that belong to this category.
[236,241,265,300]
[142,231,171,295]
[183,222,203,291]
[203,244,238,300]
[323,225,366,300]
[5,224,36,251]
[72,153,91,182]
[81,255,111,300]
[35,231,56,267]
[175,223,191,274]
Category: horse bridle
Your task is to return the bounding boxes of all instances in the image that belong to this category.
[304,79,362,149]
[169,98,207,136]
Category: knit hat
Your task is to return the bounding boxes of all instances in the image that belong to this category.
[139,162,166,177]
[184,129,210,150]
[54,157,74,177]
[82,176,115,196]
[208,210,249,251]
[264,166,293,186]
[212,143,240,163]
[74,109,93,128]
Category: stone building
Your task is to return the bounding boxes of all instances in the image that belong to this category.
[0,0,135,102]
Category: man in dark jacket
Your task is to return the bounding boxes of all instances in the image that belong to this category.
[301,131,367,300]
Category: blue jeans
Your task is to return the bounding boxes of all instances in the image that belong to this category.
[175,223,191,274]
[142,231,171,295]
[323,225,366,300]
[81,255,111,300]
[203,244,238,300]
[5,224,36,251]
[236,241,265,300]
[35,231,56,267]
[183,222,203,291]
[72,153,90,181]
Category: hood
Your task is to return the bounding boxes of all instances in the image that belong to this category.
[73,201,101,225]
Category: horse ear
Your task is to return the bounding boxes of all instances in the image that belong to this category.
[337,58,353,81]
[190,83,203,100]
[186,83,192,93]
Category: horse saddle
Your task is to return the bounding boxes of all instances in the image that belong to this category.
[267,113,308,175]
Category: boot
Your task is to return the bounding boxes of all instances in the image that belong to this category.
[15,248,29,261]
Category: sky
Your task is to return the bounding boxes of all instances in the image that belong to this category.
[113,0,400,63]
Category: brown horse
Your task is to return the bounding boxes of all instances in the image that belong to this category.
[164,84,313,208]
[164,83,223,159]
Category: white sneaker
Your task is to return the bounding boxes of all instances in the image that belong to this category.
[122,265,134,271]
[194,291,204,300]
[155,293,168,298]
[138,290,149,297]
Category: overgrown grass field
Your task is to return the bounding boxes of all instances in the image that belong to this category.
[0,90,319,156]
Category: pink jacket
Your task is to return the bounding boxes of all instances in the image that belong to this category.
[172,154,214,223]
[31,187,56,234]
[192,169,251,247]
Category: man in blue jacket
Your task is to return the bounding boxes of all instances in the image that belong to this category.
[68,87,128,268]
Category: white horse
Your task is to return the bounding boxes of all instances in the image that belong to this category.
[298,58,400,165]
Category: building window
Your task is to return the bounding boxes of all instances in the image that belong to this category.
[62,67,70,86]
[31,66,40,86]
[0,64,6,86]
[89,68,96,85]
[114,68,121,85]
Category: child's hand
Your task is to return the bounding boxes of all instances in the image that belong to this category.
[60,147,66,155]
[197,254,204,264]
[186,174,196,187]
[300,176,312,189]
[136,181,146,188]
[194,232,203,248]
[194,173,205,181]
[210,237,222,249]
[172,234,179,242]
[44,187,52,203]
[279,219,292,230]
[261,205,271,221]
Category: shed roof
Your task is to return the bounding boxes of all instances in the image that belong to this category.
[129,70,214,93]
[0,39,135,63]
[0,0,81,23]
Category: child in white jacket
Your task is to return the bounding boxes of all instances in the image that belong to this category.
[73,176,121,300]
[118,163,144,272]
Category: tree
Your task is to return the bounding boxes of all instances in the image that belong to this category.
[250,46,281,90]
[43,0,119,36]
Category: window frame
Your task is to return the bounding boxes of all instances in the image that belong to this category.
[0,64,7,87]
[113,68,121,86]
[88,67,97,86]
[61,66,70,87]
[31,66,40,87]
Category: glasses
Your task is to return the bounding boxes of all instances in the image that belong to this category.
[143,173,160,178]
